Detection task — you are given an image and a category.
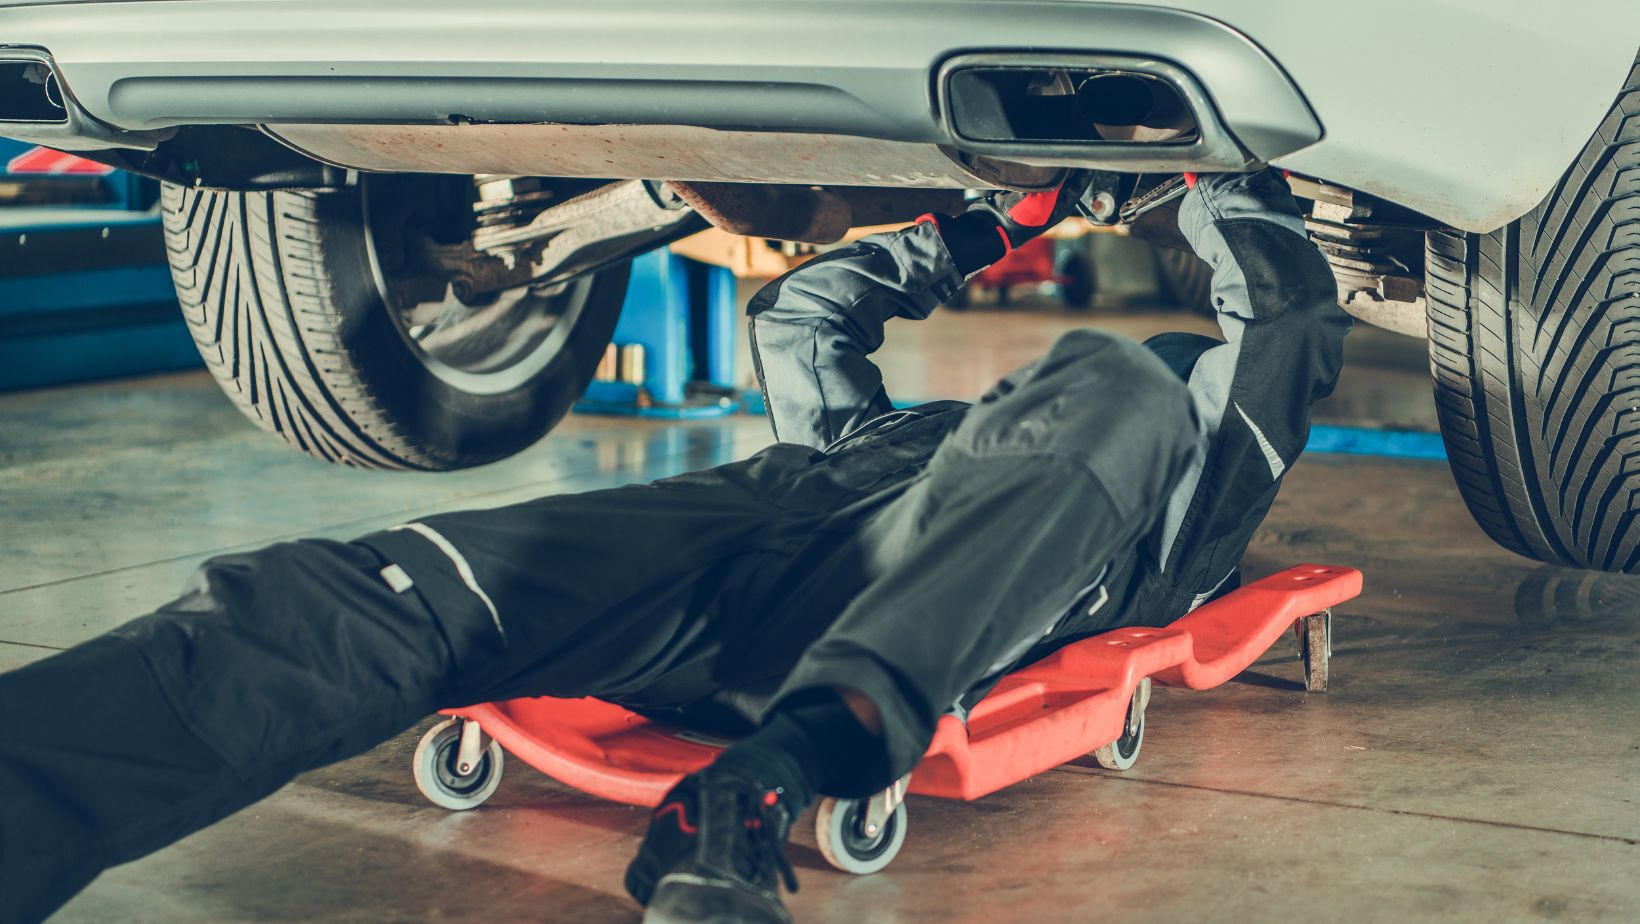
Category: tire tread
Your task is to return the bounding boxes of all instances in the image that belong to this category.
[163,185,430,469]
[1428,53,1640,570]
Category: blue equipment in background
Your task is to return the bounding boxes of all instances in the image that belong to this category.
[575,248,743,419]
[0,137,200,391]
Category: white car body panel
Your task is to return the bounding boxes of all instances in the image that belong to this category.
[1,0,1636,230]
[1157,0,1639,230]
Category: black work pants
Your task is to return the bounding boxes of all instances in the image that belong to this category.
[0,330,1198,924]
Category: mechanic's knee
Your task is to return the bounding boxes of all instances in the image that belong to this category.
[118,538,452,670]
[967,330,1195,446]
[949,330,1200,516]
[175,540,370,616]
[1031,329,1188,399]
[111,539,456,773]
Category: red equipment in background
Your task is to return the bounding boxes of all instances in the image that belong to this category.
[959,236,1094,308]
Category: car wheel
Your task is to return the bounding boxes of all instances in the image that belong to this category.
[1056,247,1096,310]
[1152,245,1214,316]
[161,175,627,470]
[1426,55,1640,570]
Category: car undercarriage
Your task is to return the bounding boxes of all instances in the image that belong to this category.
[4,0,1639,574]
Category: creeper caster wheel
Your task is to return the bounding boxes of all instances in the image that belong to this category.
[413,717,504,810]
[1092,676,1150,771]
[1297,609,1332,693]
[815,794,908,874]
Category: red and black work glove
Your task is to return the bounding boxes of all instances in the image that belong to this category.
[972,169,1096,254]
[915,171,1100,277]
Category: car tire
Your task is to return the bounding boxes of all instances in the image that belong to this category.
[1056,247,1095,310]
[161,177,627,470]
[1426,55,1640,570]
[1153,245,1214,316]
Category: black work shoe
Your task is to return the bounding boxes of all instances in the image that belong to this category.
[625,767,800,924]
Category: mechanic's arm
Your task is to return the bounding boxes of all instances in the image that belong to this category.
[1156,170,1354,584]
[747,221,963,450]
[748,179,1086,450]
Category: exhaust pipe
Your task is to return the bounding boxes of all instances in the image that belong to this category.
[0,58,68,123]
[936,52,1252,172]
[1075,73,1190,131]
[0,48,165,150]
[943,60,1199,143]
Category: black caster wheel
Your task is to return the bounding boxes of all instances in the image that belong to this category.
[815,796,907,874]
[412,718,504,811]
[1092,676,1151,771]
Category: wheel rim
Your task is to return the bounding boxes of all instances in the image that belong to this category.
[432,737,492,797]
[361,175,600,396]
[1115,725,1141,761]
[840,801,896,862]
[1113,694,1144,760]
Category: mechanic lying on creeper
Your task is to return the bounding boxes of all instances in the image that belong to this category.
[0,169,1349,924]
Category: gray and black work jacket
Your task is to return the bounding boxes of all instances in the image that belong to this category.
[746,170,1352,657]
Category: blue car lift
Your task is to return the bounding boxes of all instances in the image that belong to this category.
[0,138,202,391]
[575,248,743,419]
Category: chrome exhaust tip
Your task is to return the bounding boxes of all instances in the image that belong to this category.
[936,52,1253,172]
[0,48,165,151]
[0,57,68,123]
[1074,72,1190,133]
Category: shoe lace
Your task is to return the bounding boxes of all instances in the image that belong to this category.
[732,790,799,894]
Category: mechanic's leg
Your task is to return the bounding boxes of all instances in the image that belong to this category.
[0,455,792,924]
[763,328,1204,791]
[626,330,1202,920]
[0,539,462,924]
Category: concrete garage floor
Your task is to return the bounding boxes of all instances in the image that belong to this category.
[2,302,1638,922]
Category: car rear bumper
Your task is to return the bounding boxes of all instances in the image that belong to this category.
[10,0,1634,231]
[0,0,1321,172]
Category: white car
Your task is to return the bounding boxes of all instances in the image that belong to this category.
[2,0,1638,572]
